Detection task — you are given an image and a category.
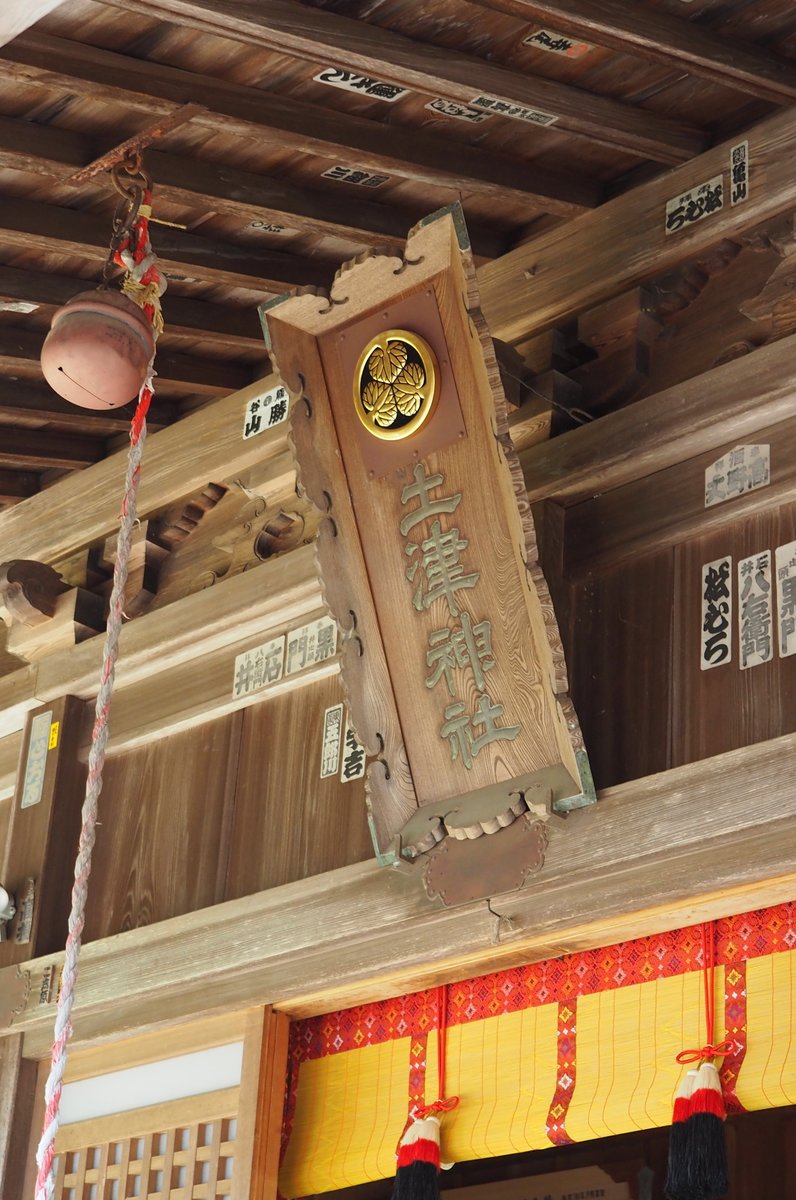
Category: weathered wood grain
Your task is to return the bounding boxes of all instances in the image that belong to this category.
[0,695,86,965]
[480,107,796,343]
[234,1009,290,1200]
[0,732,21,801]
[225,675,373,898]
[520,332,796,506]
[3,31,597,216]
[0,113,501,257]
[81,715,240,942]
[6,729,796,1055]
[473,0,796,104]
[671,505,796,768]
[563,413,796,575]
[0,376,289,565]
[0,1034,37,1200]
[101,0,703,164]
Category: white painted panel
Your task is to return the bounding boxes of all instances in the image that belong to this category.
[60,1041,243,1125]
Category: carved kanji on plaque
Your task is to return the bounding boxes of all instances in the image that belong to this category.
[261,206,593,903]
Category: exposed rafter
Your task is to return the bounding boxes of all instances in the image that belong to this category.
[0,326,254,398]
[474,0,796,105]
[96,0,705,164]
[0,265,263,352]
[1,32,600,216]
[0,115,496,258]
[0,379,175,435]
[0,196,326,295]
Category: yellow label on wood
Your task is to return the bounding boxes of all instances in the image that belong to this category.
[48,721,60,750]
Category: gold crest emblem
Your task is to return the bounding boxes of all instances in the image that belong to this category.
[353,329,439,440]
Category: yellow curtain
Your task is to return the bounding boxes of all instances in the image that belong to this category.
[280,907,796,1197]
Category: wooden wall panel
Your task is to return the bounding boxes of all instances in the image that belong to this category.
[224,675,372,899]
[567,551,674,790]
[83,715,241,942]
[672,504,796,766]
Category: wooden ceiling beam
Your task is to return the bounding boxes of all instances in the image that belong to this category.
[0,379,175,436]
[480,105,796,344]
[0,469,37,503]
[96,0,704,165]
[0,326,253,398]
[473,0,796,105]
[0,196,326,295]
[0,264,263,352]
[0,428,103,471]
[0,116,505,260]
[2,32,598,215]
[0,376,287,567]
[6,728,796,1051]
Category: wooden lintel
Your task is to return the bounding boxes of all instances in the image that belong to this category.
[480,106,796,343]
[6,728,796,1056]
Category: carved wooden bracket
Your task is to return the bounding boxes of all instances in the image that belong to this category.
[0,560,68,627]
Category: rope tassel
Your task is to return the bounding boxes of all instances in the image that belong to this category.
[665,923,731,1200]
[392,987,459,1200]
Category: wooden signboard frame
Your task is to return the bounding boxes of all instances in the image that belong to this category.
[261,207,592,896]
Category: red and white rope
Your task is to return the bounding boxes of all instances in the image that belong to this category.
[34,193,162,1200]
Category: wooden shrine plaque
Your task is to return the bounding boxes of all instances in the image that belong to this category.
[262,207,592,884]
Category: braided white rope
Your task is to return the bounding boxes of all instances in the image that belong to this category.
[34,382,151,1200]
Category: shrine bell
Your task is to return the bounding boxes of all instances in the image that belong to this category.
[40,289,155,410]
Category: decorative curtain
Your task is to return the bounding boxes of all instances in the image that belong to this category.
[280,903,796,1196]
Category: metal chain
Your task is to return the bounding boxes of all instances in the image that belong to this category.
[101,152,153,287]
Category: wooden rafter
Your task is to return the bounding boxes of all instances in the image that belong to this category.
[96,0,705,164]
[0,469,37,503]
[473,0,796,105]
[0,197,325,295]
[520,330,796,506]
[0,379,174,436]
[0,326,254,399]
[1,32,600,216]
[0,116,505,261]
[480,105,796,343]
[0,116,492,260]
[0,429,102,471]
[0,264,262,352]
[5,727,796,1053]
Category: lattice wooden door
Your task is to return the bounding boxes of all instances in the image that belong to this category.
[52,1090,238,1200]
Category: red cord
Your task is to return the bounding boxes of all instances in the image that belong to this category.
[417,985,460,1118]
[676,921,732,1064]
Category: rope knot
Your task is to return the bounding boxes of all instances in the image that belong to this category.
[676,1040,733,1065]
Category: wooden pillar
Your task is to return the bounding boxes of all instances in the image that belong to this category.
[0,694,86,965]
[234,1007,290,1200]
[0,1034,38,1198]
